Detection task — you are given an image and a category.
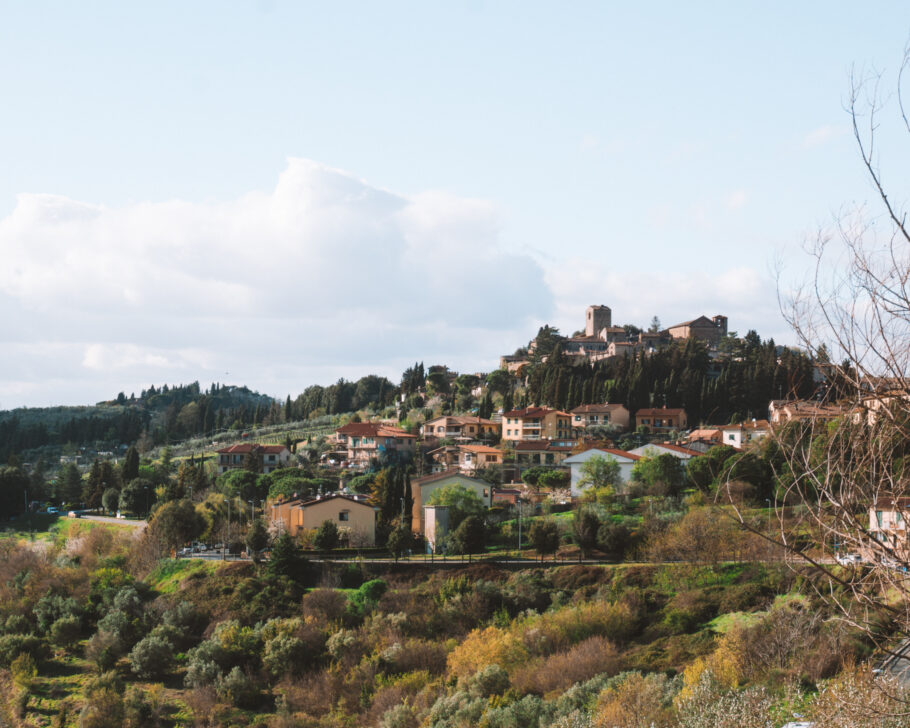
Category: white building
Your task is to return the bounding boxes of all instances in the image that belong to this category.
[562,448,640,497]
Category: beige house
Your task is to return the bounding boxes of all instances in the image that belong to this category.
[512,440,574,467]
[501,407,575,443]
[268,494,378,545]
[457,444,502,474]
[570,403,630,431]
[768,400,850,426]
[410,472,492,534]
[216,443,291,475]
[421,415,499,440]
[334,422,416,467]
[665,315,728,346]
[634,408,688,432]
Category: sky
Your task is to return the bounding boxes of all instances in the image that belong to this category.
[1,1,910,408]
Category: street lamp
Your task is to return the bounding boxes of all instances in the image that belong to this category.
[517,496,523,559]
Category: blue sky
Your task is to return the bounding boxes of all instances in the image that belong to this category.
[1,2,909,407]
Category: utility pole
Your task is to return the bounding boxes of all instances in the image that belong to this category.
[517,497,522,559]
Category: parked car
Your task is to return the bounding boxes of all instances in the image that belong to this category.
[178,546,194,557]
[835,553,862,565]
[67,511,81,518]
[46,507,59,515]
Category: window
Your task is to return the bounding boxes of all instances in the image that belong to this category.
[877,510,884,528]
[728,434,735,441]
[339,511,349,521]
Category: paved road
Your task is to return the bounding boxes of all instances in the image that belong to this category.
[880,639,910,687]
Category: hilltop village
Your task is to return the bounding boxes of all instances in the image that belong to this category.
[0,303,906,726]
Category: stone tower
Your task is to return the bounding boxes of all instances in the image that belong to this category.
[585,305,612,337]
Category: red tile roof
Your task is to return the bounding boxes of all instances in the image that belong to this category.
[459,444,502,455]
[336,422,416,438]
[217,443,288,454]
[570,403,626,414]
[635,408,686,417]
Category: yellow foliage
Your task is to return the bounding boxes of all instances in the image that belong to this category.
[447,626,529,677]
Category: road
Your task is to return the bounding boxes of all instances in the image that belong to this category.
[880,639,910,687]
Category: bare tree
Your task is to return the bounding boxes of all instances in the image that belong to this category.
[720,48,910,679]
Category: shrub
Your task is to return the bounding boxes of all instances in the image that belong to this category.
[447,625,529,677]
[184,657,222,688]
[10,653,37,688]
[380,639,447,675]
[302,588,348,622]
[263,634,305,679]
[128,634,175,680]
[314,519,341,550]
[512,636,621,695]
[3,614,31,635]
[464,664,510,697]
[530,520,561,559]
[216,666,258,708]
[50,615,82,648]
[0,633,46,667]
[593,671,674,728]
[80,672,125,728]
[78,688,124,728]
[33,593,81,633]
[86,630,122,673]
[380,703,418,728]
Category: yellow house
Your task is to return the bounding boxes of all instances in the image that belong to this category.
[268,494,379,546]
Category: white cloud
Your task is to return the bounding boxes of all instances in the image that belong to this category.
[0,159,553,406]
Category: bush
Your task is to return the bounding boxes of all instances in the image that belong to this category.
[86,630,122,672]
[302,588,348,622]
[263,634,305,679]
[465,664,510,697]
[33,593,81,633]
[128,634,175,680]
[512,636,621,695]
[50,615,82,648]
[216,666,258,708]
[448,515,487,555]
[3,614,31,635]
[314,519,340,550]
[10,653,37,688]
[0,633,46,667]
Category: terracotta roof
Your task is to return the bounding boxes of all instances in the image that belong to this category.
[720,419,770,431]
[336,422,416,438]
[566,447,641,462]
[570,403,626,414]
[635,408,686,417]
[503,406,559,418]
[297,494,378,509]
[424,415,498,427]
[687,429,722,441]
[459,444,502,455]
[217,443,287,454]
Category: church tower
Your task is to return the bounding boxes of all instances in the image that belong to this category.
[585,305,612,337]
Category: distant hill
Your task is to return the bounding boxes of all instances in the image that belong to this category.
[0,382,274,462]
